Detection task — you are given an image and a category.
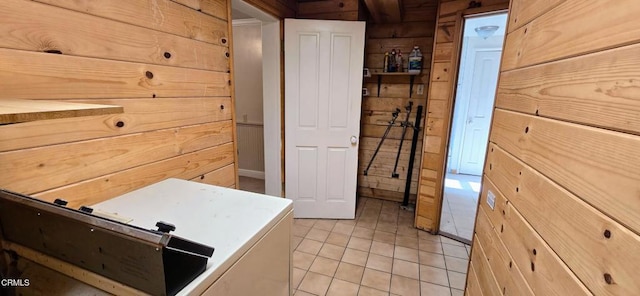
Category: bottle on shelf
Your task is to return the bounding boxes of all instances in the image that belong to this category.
[383,52,389,73]
[389,49,397,72]
[397,50,403,72]
[408,46,422,74]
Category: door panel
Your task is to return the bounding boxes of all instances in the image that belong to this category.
[285,19,365,218]
[459,50,501,175]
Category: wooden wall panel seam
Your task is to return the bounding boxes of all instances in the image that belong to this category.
[466,262,484,296]
[474,206,535,296]
[485,143,640,295]
[0,121,234,195]
[32,0,229,46]
[496,41,640,136]
[170,0,229,21]
[471,234,503,296]
[506,0,565,33]
[490,108,640,235]
[0,48,231,100]
[0,113,234,153]
[359,0,437,202]
[479,175,592,295]
[0,0,229,71]
[34,144,235,207]
[189,163,236,187]
[501,0,640,71]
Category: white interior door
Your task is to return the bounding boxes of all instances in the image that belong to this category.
[284,19,365,219]
[459,49,501,175]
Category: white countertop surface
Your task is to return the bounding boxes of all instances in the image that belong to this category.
[92,178,293,295]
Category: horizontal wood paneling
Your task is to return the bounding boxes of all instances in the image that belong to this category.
[359,1,437,202]
[244,0,295,18]
[490,109,640,234]
[363,97,426,111]
[0,49,230,100]
[501,0,640,71]
[507,0,564,33]
[190,163,236,187]
[0,97,232,152]
[366,38,434,54]
[364,83,427,99]
[470,235,502,296]
[466,262,483,296]
[0,0,228,71]
[358,175,417,194]
[36,143,234,207]
[33,0,229,45]
[357,186,417,203]
[298,0,358,15]
[474,207,534,296]
[477,177,591,296]
[361,110,421,126]
[1,121,233,194]
[486,144,639,295]
[297,11,359,21]
[497,42,640,135]
[470,1,640,295]
[297,0,359,20]
[0,0,237,211]
[367,22,436,39]
[361,124,424,140]
[171,0,228,20]
[478,177,590,295]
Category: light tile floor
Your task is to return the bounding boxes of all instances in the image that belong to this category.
[239,177,471,296]
[439,174,481,241]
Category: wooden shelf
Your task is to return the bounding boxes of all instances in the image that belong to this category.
[0,99,124,124]
[371,72,419,97]
[372,72,418,76]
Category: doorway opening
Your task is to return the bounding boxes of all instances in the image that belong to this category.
[439,12,507,243]
[231,0,281,196]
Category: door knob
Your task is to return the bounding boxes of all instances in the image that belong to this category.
[350,136,358,145]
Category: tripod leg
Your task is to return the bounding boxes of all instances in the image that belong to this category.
[401,105,423,209]
[392,102,413,178]
[364,110,399,176]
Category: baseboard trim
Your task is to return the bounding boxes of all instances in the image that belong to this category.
[239,169,265,180]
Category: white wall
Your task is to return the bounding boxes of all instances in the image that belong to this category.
[233,21,264,124]
[232,0,281,196]
[233,20,265,177]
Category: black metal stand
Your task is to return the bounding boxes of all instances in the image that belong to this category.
[364,109,400,176]
[392,102,413,178]
[401,105,424,209]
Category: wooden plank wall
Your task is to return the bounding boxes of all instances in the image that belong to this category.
[246,0,297,18]
[414,0,508,231]
[0,0,238,208]
[297,0,363,21]
[468,0,640,295]
[358,0,438,203]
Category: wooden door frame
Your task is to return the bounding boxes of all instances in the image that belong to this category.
[429,5,509,235]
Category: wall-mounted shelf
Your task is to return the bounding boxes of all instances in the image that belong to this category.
[372,72,418,98]
[0,99,124,124]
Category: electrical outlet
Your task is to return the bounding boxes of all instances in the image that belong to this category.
[243,114,248,122]
[417,84,425,95]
